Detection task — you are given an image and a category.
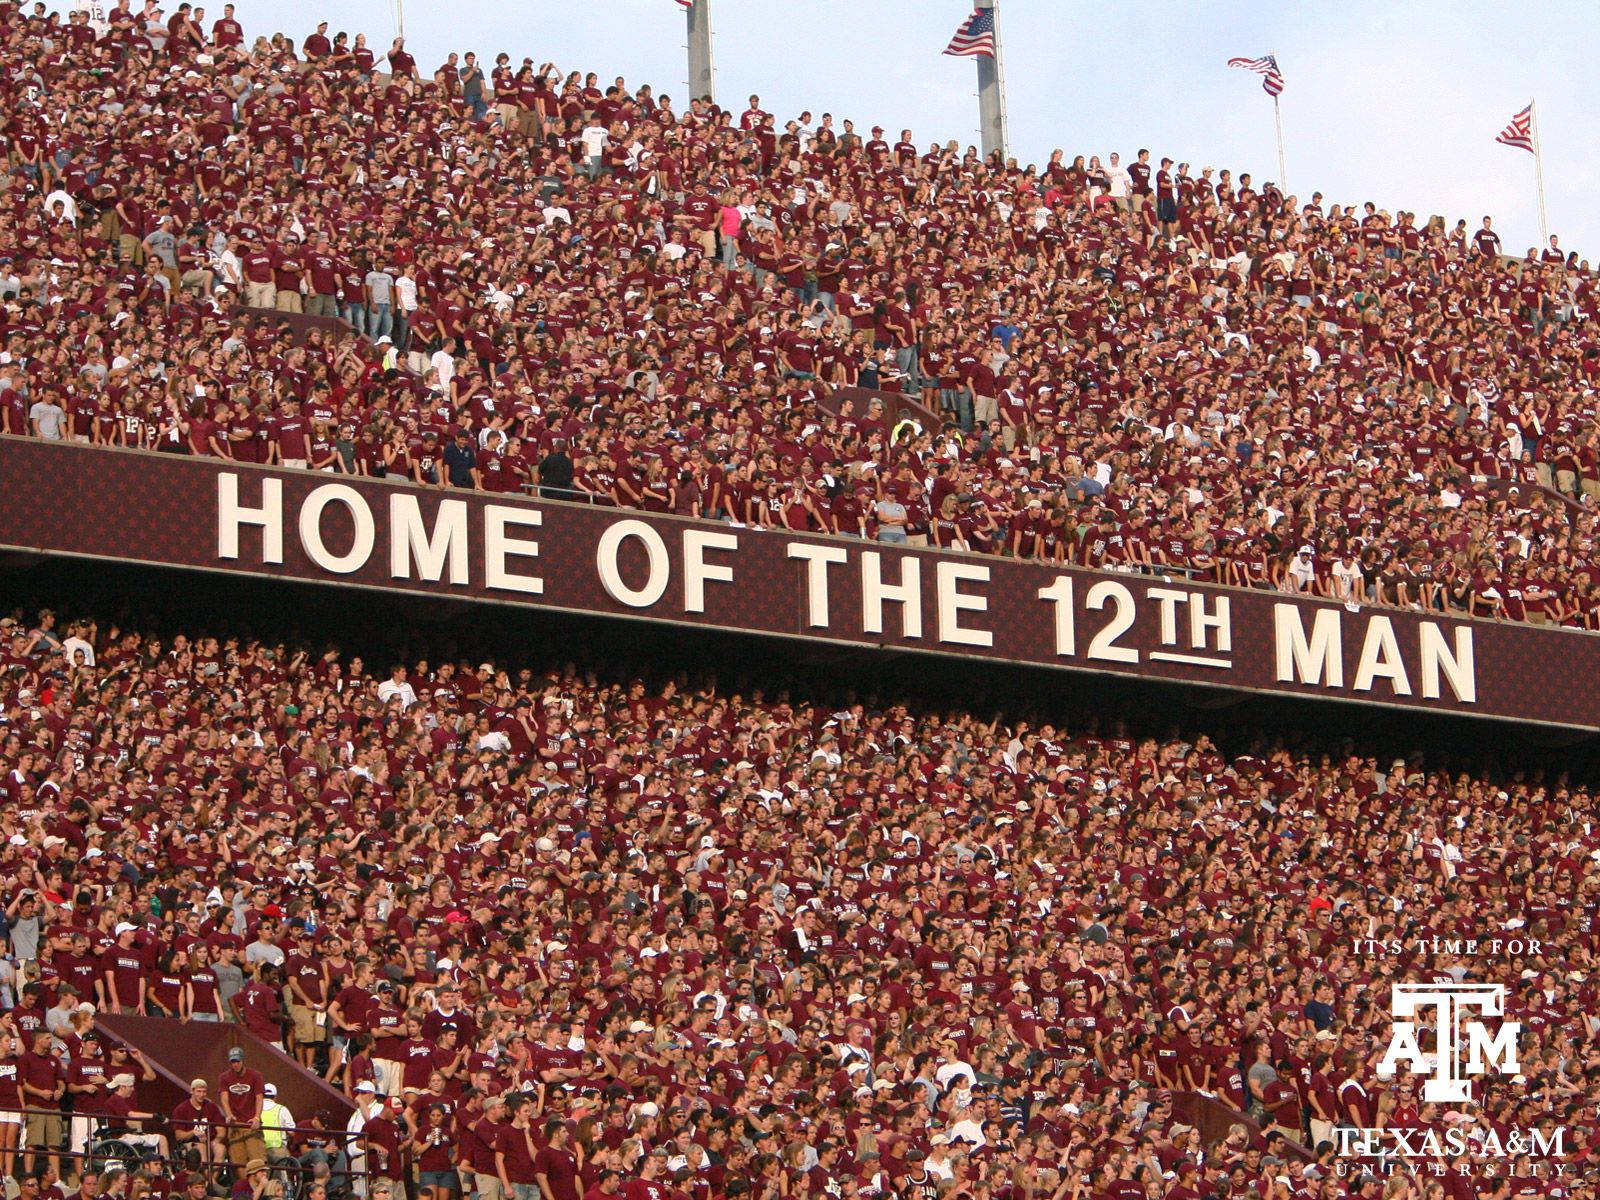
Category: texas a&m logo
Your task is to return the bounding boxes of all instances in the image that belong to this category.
[1376,983,1519,1103]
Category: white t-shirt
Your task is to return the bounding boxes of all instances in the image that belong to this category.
[394,274,419,313]
[580,125,608,157]
[61,635,96,666]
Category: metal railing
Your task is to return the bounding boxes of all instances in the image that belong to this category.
[0,1104,372,1195]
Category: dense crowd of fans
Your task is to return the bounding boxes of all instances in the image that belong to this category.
[0,605,1596,1200]
[3,4,1600,625]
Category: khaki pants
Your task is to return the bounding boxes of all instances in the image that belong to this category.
[306,293,337,318]
[245,281,275,308]
[1583,477,1600,501]
[227,1125,266,1166]
[275,289,303,313]
[474,1175,503,1200]
[974,393,999,425]
[1557,469,1577,495]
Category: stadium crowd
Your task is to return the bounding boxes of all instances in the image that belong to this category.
[0,606,1597,1200]
[3,5,1600,626]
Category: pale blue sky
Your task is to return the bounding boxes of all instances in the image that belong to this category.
[100,0,1600,255]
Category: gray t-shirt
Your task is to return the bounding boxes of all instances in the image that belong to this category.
[214,959,246,1011]
[363,270,394,305]
[144,228,178,267]
[29,399,66,439]
[7,913,43,959]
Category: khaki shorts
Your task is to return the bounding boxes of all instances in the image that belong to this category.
[227,1127,265,1166]
[291,1004,325,1044]
[25,1110,63,1147]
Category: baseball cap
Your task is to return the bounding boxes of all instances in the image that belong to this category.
[227,1047,244,1061]
[355,1081,377,1093]
[264,1083,277,1096]
[114,921,138,935]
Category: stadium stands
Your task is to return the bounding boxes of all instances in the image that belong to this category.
[1,5,1597,1200]
[0,603,1594,1198]
[2,4,1600,627]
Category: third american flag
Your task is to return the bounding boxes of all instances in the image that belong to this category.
[1227,54,1285,96]
[1496,105,1534,153]
[944,9,996,58]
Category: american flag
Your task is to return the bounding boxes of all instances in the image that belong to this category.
[944,9,996,58]
[1227,54,1284,96]
[1496,104,1534,153]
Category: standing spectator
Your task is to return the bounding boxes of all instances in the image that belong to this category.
[212,943,246,1019]
[874,492,908,544]
[28,392,66,441]
[444,431,479,489]
[492,1096,538,1200]
[0,1029,23,1179]
[218,1047,266,1168]
[364,266,395,343]
[19,1029,62,1180]
[98,922,146,1014]
[460,52,486,120]
[261,1084,297,1175]
[233,965,286,1051]
[532,1120,579,1200]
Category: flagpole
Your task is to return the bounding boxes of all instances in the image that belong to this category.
[687,0,716,105]
[1271,50,1287,193]
[394,0,404,40]
[975,0,1009,161]
[1530,98,1548,247]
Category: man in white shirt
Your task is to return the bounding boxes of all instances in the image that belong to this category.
[1106,152,1132,210]
[429,338,457,389]
[375,666,417,710]
[579,122,608,178]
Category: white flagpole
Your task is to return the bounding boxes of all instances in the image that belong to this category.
[395,0,404,40]
[1271,51,1287,193]
[1530,99,1549,248]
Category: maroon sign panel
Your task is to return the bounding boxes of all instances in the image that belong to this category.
[2,438,1596,729]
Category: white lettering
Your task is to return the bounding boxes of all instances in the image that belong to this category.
[1038,576,1076,656]
[682,529,738,614]
[596,519,670,608]
[935,561,992,647]
[1463,1020,1520,1075]
[1377,1022,1428,1078]
[217,473,283,563]
[483,506,543,595]
[786,543,848,628]
[389,494,469,584]
[861,551,922,639]
[1191,592,1231,653]
[1353,615,1413,695]
[298,483,374,575]
[1274,604,1343,688]
[1419,622,1477,703]
[1085,580,1137,663]
[1147,586,1186,646]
